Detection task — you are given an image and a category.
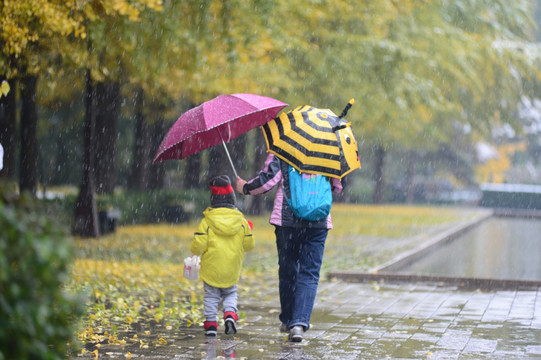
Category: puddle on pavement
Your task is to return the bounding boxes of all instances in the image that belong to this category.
[71,279,541,359]
[71,307,541,359]
[395,217,541,280]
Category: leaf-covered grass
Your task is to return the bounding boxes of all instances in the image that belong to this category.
[323,204,482,271]
[67,204,485,353]
[330,204,465,238]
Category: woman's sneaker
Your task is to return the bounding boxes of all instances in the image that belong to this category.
[204,321,218,336]
[280,323,288,333]
[224,311,238,335]
[289,325,304,342]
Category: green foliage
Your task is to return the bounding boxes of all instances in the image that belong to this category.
[0,193,84,360]
[481,188,541,209]
[38,189,210,228]
[5,0,541,207]
[343,176,375,204]
[98,189,209,225]
[280,0,539,150]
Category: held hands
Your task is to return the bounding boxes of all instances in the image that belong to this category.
[236,176,247,194]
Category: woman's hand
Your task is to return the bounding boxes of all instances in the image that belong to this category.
[236,176,247,194]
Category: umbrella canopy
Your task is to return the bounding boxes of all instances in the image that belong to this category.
[262,104,361,179]
[153,93,288,164]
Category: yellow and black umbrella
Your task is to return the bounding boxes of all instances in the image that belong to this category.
[262,100,361,179]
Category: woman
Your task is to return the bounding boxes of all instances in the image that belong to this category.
[236,153,342,342]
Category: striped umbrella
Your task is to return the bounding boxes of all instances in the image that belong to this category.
[262,101,361,179]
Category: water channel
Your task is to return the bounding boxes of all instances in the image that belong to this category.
[396,217,541,281]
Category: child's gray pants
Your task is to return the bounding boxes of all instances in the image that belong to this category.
[203,282,238,321]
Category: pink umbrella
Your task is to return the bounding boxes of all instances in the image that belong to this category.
[153,93,288,177]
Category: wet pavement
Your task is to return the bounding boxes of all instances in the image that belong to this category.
[94,278,541,359]
[89,210,541,359]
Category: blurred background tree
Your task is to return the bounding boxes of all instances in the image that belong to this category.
[0,0,82,194]
[0,0,540,226]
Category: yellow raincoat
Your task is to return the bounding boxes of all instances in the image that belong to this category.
[190,207,254,288]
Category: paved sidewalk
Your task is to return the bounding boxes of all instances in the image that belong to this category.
[91,210,541,359]
[95,278,541,359]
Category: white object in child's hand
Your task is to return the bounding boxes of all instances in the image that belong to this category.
[183,255,200,280]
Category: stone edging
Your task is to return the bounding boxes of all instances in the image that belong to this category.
[327,271,541,290]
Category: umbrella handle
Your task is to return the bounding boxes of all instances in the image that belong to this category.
[217,129,238,178]
[221,140,238,178]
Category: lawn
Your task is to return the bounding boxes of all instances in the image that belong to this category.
[67,203,485,355]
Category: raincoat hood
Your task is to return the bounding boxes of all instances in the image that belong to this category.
[203,207,245,236]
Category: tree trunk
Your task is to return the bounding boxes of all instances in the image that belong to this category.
[231,133,247,173]
[405,151,417,203]
[19,75,38,195]
[127,87,151,191]
[73,71,99,238]
[184,152,204,189]
[95,80,120,194]
[208,142,231,181]
[0,78,17,180]
[373,144,386,204]
[184,153,202,189]
[247,130,268,215]
[334,175,348,203]
[148,117,166,190]
[181,101,202,189]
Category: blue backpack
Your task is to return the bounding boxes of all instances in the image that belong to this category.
[287,166,332,221]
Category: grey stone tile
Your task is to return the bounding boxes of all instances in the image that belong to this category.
[526,345,541,355]
[437,329,471,350]
[93,280,541,359]
[410,332,440,343]
[463,337,498,353]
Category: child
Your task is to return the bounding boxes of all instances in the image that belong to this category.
[191,175,255,336]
